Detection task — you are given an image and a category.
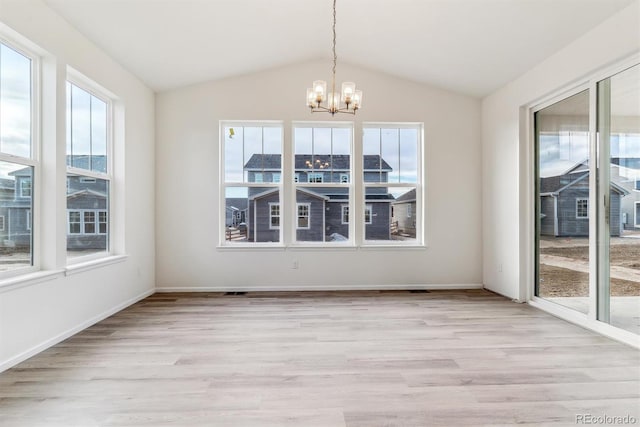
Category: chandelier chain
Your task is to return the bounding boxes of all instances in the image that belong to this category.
[332,0,337,87]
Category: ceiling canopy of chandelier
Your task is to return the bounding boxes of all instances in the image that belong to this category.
[306,0,362,115]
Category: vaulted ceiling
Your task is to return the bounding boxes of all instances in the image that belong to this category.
[44,0,635,97]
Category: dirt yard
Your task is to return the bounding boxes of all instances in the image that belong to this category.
[538,237,640,297]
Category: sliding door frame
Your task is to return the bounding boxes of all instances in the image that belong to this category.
[524,53,640,348]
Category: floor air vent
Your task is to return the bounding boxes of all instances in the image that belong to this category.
[409,290,430,293]
[224,291,248,296]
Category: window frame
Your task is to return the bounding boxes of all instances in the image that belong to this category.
[292,122,354,246]
[361,122,424,247]
[219,121,284,247]
[0,36,39,279]
[635,201,640,228]
[296,203,310,229]
[65,74,114,264]
[576,198,589,219]
[269,202,280,230]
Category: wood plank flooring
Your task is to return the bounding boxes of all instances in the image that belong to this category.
[1,290,639,426]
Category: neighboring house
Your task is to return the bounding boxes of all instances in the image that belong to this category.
[391,188,416,238]
[225,198,248,228]
[240,154,394,242]
[1,168,33,248]
[0,158,108,250]
[540,162,628,237]
[611,157,640,230]
[0,178,16,244]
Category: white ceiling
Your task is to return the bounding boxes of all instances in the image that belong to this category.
[43,0,636,97]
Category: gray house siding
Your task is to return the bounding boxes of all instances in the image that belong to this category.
[296,192,325,242]
[539,196,556,236]
[249,191,280,243]
[325,203,348,239]
[366,203,391,240]
[557,188,589,237]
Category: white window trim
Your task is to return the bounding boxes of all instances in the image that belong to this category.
[269,202,280,230]
[20,179,32,198]
[297,203,310,229]
[341,205,349,225]
[365,205,373,224]
[67,209,107,235]
[26,210,31,231]
[576,198,589,219]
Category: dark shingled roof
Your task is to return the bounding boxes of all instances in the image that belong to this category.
[244,154,392,171]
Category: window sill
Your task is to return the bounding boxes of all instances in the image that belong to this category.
[0,269,65,294]
[358,244,427,250]
[216,243,426,251]
[65,254,128,276]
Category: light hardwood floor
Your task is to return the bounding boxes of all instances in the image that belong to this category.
[1,290,639,426]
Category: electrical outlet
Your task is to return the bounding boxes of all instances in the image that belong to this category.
[292,260,299,269]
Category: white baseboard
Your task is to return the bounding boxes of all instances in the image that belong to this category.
[155,283,484,292]
[0,288,154,373]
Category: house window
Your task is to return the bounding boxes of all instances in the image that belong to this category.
[307,173,323,183]
[297,203,310,229]
[363,124,422,244]
[221,122,283,244]
[576,198,589,218]
[365,205,373,224]
[635,180,640,191]
[0,215,4,232]
[294,124,353,243]
[0,40,36,276]
[84,211,96,234]
[69,211,81,234]
[66,79,112,260]
[635,202,640,228]
[99,211,108,234]
[341,206,349,224]
[269,203,280,229]
[20,179,32,197]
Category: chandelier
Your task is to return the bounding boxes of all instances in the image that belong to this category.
[306,0,362,115]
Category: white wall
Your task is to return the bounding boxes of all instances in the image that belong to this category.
[156,61,482,290]
[0,0,155,370]
[481,1,640,300]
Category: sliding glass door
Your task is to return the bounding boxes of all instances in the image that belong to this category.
[598,64,640,334]
[534,63,640,336]
[535,90,591,314]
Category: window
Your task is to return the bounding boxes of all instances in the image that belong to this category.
[636,180,640,191]
[576,198,588,218]
[635,202,640,228]
[365,205,372,224]
[20,179,31,197]
[363,124,422,244]
[66,80,112,260]
[341,205,349,224]
[221,122,283,244]
[220,121,422,247]
[69,211,81,234]
[269,203,280,229]
[0,215,4,232]
[307,173,323,183]
[0,40,35,275]
[294,124,352,243]
[297,203,310,229]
